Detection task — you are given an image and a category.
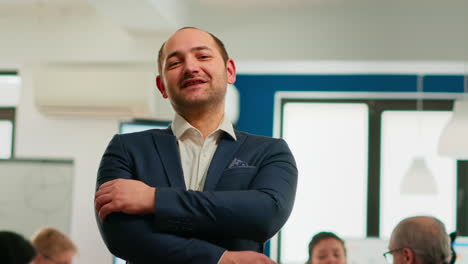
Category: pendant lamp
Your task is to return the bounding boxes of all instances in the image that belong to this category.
[400,156,438,194]
[438,75,468,160]
[401,76,437,195]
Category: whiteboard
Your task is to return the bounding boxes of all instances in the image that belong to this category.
[0,159,74,237]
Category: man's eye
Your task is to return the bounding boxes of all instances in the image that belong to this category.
[168,61,180,67]
[199,55,210,59]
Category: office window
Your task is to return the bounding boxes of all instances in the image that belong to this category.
[0,73,19,159]
[275,94,468,263]
[0,74,20,106]
[380,111,456,238]
[0,120,13,159]
[280,102,368,263]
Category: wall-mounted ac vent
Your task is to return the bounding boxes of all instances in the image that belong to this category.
[33,63,173,119]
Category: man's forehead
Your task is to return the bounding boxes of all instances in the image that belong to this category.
[163,28,215,55]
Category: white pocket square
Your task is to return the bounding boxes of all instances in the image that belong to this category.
[228,158,251,168]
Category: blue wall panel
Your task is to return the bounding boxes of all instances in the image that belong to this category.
[424,75,465,93]
[235,74,464,137]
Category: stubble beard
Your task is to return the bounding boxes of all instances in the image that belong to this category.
[171,84,226,115]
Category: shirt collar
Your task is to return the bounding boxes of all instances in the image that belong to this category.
[171,113,237,141]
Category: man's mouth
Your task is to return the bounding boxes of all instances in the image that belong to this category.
[181,78,207,88]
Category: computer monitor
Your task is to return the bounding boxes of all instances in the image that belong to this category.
[120,119,171,134]
[454,236,468,264]
[113,256,126,264]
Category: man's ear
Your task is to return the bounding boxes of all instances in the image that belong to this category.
[403,248,416,264]
[226,58,236,84]
[156,76,168,98]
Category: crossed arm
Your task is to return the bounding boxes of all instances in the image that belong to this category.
[95,134,297,263]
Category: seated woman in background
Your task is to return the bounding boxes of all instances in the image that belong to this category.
[30,227,77,264]
[306,232,347,264]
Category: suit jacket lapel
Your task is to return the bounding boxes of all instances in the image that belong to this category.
[204,131,245,191]
[152,128,186,189]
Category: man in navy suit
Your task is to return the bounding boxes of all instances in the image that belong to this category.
[94,27,298,264]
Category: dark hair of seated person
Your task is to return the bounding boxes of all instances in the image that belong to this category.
[0,230,37,264]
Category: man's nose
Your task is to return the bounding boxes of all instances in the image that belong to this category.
[183,56,200,74]
[326,256,337,264]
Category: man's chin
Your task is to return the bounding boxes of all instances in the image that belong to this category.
[176,96,223,110]
[176,98,210,108]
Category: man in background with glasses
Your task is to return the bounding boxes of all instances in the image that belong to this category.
[383,216,452,264]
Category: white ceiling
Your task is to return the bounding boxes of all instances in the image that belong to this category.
[1,0,466,29]
[0,0,467,62]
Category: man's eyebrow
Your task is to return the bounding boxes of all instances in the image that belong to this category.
[192,46,212,52]
[166,46,213,61]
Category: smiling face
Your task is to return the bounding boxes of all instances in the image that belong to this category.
[156,28,236,115]
[311,238,346,264]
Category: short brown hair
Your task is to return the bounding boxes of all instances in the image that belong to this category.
[157,27,229,75]
[307,232,346,264]
[31,227,77,257]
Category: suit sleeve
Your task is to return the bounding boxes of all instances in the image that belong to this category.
[154,138,298,242]
[96,135,225,264]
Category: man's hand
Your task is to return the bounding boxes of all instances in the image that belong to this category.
[95,179,156,221]
[219,251,277,264]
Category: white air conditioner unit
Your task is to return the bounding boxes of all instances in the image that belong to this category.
[33,63,173,119]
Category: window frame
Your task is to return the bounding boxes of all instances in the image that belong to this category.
[0,107,15,159]
[276,95,467,246]
[0,71,18,159]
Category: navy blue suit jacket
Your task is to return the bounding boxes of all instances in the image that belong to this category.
[96,128,297,264]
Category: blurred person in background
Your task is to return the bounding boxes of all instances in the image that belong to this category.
[0,230,37,264]
[384,216,451,264]
[30,227,77,264]
[306,231,347,264]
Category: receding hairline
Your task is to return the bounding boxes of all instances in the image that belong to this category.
[394,216,444,235]
[390,216,451,264]
[157,27,229,74]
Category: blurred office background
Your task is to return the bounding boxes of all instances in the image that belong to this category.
[1,0,468,263]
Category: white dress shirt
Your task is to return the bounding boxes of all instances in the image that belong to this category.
[171,113,237,191]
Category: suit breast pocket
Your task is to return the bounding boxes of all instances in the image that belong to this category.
[216,167,258,190]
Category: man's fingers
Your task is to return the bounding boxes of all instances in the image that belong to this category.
[95,179,120,197]
[99,203,118,221]
[262,256,276,264]
[260,254,276,264]
[95,185,113,198]
[95,193,112,212]
[98,179,118,190]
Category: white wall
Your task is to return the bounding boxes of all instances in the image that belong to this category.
[14,65,120,264]
[1,0,467,64]
[0,13,165,63]
[192,0,468,61]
